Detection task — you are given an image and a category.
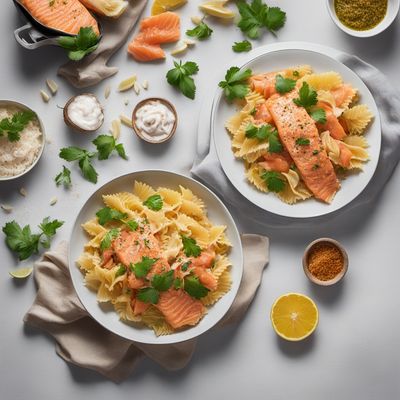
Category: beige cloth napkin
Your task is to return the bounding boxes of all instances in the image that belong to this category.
[58,0,148,88]
[24,234,269,382]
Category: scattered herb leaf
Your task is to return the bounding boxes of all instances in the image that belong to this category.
[293,82,318,109]
[218,66,252,101]
[295,137,310,146]
[310,108,327,124]
[55,166,72,187]
[261,171,286,192]
[275,74,296,94]
[232,40,252,52]
[58,27,100,61]
[96,207,127,225]
[137,287,159,304]
[166,61,199,99]
[100,228,120,251]
[184,275,209,299]
[186,22,213,40]
[131,256,157,278]
[181,235,202,257]
[143,194,163,211]
[115,265,126,278]
[152,270,174,292]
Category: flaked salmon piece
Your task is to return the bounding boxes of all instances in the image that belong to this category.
[331,84,355,107]
[249,72,277,99]
[22,0,100,35]
[258,151,292,173]
[131,298,150,315]
[127,12,180,62]
[190,250,215,269]
[128,273,145,289]
[254,102,273,124]
[194,267,217,291]
[101,248,113,267]
[318,102,347,140]
[338,142,353,168]
[267,92,339,203]
[155,289,205,329]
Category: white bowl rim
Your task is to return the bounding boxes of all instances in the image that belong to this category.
[0,99,46,181]
[68,169,244,345]
[326,0,400,38]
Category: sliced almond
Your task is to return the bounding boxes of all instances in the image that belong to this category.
[142,80,149,90]
[40,90,50,103]
[184,39,196,46]
[118,75,137,92]
[120,114,133,128]
[111,119,121,140]
[104,85,111,99]
[50,196,58,206]
[133,82,141,95]
[19,188,27,197]
[1,204,13,213]
[46,79,58,95]
[171,41,188,56]
[191,15,203,25]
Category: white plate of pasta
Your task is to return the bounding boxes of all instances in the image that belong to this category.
[69,170,243,345]
[212,47,381,218]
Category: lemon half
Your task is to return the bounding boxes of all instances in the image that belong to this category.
[270,293,319,341]
[151,0,187,15]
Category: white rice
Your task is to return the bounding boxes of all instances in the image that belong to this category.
[0,106,43,177]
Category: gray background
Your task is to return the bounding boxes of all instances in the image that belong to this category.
[0,1,399,399]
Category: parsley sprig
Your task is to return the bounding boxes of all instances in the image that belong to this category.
[293,82,327,124]
[236,0,286,39]
[275,74,296,94]
[0,110,36,142]
[2,217,64,260]
[55,166,72,187]
[143,194,163,211]
[219,66,252,101]
[166,61,199,99]
[181,235,202,257]
[58,27,100,61]
[59,134,127,184]
[261,171,286,192]
[245,124,282,153]
[186,22,213,40]
[232,40,252,53]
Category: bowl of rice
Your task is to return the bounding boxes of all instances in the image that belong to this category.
[0,100,45,181]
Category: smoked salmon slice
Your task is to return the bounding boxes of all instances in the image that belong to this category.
[155,289,205,329]
[317,102,347,140]
[127,12,180,62]
[267,92,339,203]
[258,151,292,173]
[22,0,100,36]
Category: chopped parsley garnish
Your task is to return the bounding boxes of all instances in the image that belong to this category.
[232,40,252,52]
[166,61,199,100]
[295,137,310,146]
[261,171,286,192]
[309,108,327,124]
[181,235,202,257]
[152,270,174,292]
[275,74,296,94]
[312,164,320,170]
[96,207,128,225]
[312,149,319,155]
[125,220,138,231]
[181,261,191,272]
[249,107,257,115]
[115,265,126,278]
[58,26,99,61]
[245,123,283,153]
[100,228,120,251]
[173,278,182,289]
[293,70,300,77]
[137,287,159,304]
[0,110,36,142]
[54,166,72,187]
[143,194,163,211]
[219,66,252,101]
[293,82,327,124]
[131,256,157,278]
[184,275,209,299]
[186,22,213,40]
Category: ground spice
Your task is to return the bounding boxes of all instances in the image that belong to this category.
[307,243,344,281]
[334,0,388,31]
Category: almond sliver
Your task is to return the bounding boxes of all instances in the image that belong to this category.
[118,75,137,92]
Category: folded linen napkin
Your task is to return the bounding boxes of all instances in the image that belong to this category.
[191,47,400,229]
[58,0,148,88]
[24,234,269,382]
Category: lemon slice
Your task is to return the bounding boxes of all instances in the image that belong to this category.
[199,1,235,19]
[270,293,318,341]
[9,267,33,279]
[151,0,187,15]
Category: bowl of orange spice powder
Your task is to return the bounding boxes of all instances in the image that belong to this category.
[303,238,348,286]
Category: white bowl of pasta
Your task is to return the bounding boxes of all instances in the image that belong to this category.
[69,170,243,344]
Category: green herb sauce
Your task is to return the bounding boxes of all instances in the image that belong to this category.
[334,0,388,31]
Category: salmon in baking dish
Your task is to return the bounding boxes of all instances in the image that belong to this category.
[127,12,180,62]
[22,0,100,35]
[267,92,340,203]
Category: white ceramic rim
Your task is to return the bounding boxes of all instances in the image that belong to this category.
[68,169,244,345]
[326,0,400,38]
[0,100,46,181]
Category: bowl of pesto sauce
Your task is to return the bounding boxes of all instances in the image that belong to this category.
[326,0,399,37]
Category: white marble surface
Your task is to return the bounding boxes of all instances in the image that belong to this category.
[0,1,399,399]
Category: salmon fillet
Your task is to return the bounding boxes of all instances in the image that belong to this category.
[22,0,99,35]
[267,92,339,203]
[127,12,180,62]
[155,289,205,329]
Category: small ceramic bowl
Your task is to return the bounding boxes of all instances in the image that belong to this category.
[303,238,348,286]
[326,0,400,38]
[0,100,46,181]
[132,98,177,144]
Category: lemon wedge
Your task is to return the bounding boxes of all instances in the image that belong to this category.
[151,0,187,15]
[9,267,33,279]
[199,1,235,19]
[270,293,319,341]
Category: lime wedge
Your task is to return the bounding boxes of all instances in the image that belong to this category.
[9,267,33,279]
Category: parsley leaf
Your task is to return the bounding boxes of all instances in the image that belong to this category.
[79,156,98,184]
[184,275,209,299]
[295,137,310,146]
[310,108,327,124]
[218,66,252,101]
[100,228,120,251]
[275,74,296,94]
[232,40,252,52]
[131,256,157,278]
[92,134,127,161]
[293,82,318,109]
[125,220,139,231]
[115,265,126,278]
[173,277,182,289]
[59,146,98,183]
[245,124,282,153]
[58,27,100,61]
[181,235,202,257]
[2,217,64,260]
[0,110,36,142]
[186,22,213,40]
[143,194,163,211]
[181,261,191,272]
[166,61,199,99]
[152,270,174,292]
[55,166,72,187]
[137,287,159,304]
[96,207,128,225]
[261,171,286,192]
[236,0,286,39]
[268,130,283,153]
